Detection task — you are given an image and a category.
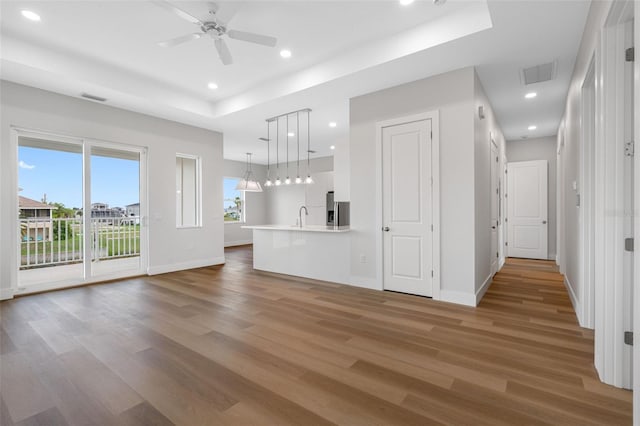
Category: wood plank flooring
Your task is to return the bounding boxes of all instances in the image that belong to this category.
[0,247,632,425]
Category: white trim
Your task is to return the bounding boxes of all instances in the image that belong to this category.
[374,111,441,300]
[439,290,476,307]
[475,273,493,305]
[633,0,640,418]
[224,240,252,247]
[148,257,225,276]
[563,275,580,318]
[348,275,383,291]
[0,288,14,301]
[594,0,634,389]
[580,55,597,330]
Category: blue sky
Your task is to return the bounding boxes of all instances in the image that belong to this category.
[19,146,139,208]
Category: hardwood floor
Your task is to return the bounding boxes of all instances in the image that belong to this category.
[0,247,632,425]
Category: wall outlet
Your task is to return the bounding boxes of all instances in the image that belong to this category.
[360,254,367,263]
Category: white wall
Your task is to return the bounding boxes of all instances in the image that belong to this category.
[0,81,224,298]
[223,159,268,247]
[506,136,558,259]
[349,67,477,300]
[473,71,506,297]
[558,0,613,315]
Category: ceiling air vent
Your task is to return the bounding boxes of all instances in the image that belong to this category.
[520,61,557,85]
[81,93,107,102]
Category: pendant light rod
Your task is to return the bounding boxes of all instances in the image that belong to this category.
[265,108,311,123]
[296,111,300,177]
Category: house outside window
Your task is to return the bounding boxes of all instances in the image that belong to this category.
[223,177,245,223]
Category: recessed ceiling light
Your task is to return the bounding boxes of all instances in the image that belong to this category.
[280,49,292,59]
[328,122,337,128]
[330,145,336,150]
[399,0,415,5]
[525,92,537,99]
[287,132,295,137]
[21,10,41,21]
[207,82,218,90]
[528,125,537,131]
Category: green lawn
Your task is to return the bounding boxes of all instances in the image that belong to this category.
[21,230,140,257]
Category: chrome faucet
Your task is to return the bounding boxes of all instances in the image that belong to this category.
[298,205,308,228]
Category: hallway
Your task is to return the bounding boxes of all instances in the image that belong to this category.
[0,246,632,425]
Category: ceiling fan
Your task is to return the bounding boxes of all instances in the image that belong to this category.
[154,1,278,65]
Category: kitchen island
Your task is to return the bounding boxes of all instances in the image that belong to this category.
[242,225,351,284]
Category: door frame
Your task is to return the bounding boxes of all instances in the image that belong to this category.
[633,0,639,416]
[593,0,635,388]
[505,160,549,260]
[375,111,441,300]
[580,56,596,330]
[10,126,149,295]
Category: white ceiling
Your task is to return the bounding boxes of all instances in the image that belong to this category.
[0,1,590,163]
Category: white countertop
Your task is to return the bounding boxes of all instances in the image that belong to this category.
[242,224,350,233]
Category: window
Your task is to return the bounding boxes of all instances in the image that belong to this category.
[176,154,201,227]
[223,177,245,223]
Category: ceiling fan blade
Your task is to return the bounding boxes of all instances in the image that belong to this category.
[215,39,233,65]
[227,29,277,47]
[157,33,201,48]
[153,1,201,25]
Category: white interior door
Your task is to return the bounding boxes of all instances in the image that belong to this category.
[382,119,433,297]
[490,141,499,275]
[507,160,548,260]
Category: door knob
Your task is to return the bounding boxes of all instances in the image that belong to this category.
[491,226,496,229]
[382,227,390,232]
[542,220,547,224]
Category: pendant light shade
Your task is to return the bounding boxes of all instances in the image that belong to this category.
[236,153,262,192]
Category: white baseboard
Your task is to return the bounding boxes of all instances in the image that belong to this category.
[348,275,383,291]
[563,275,582,325]
[0,288,14,301]
[224,240,252,248]
[440,290,476,307]
[148,257,225,275]
[475,274,493,305]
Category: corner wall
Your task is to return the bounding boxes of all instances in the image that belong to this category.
[1,81,225,298]
[349,67,477,300]
[558,0,613,322]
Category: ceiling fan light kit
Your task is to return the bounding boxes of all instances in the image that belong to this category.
[156,1,278,66]
[264,108,313,188]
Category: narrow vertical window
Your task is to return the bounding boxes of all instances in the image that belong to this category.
[176,154,201,227]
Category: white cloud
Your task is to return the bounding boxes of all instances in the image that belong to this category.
[19,160,35,170]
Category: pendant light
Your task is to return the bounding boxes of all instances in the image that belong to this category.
[295,111,302,184]
[236,153,262,192]
[305,109,313,184]
[275,117,281,186]
[284,114,291,185]
[263,108,312,187]
[264,121,272,187]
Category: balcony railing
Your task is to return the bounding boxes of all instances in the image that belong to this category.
[19,217,140,270]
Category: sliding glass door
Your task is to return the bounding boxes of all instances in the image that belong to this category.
[16,130,146,292]
[90,146,142,278]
